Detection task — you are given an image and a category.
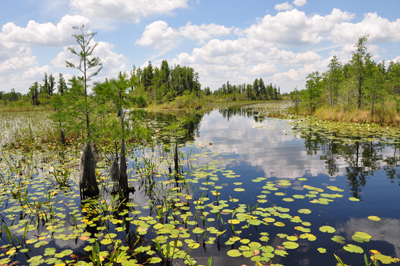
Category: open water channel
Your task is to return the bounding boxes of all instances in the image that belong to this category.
[1,105,400,266]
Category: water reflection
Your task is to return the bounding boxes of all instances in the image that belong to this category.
[200,107,400,193]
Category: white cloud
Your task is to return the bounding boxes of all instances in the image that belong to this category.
[179,22,232,40]
[70,0,188,24]
[392,56,400,63]
[0,35,54,93]
[245,8,355,46]
[275,2,293,11]
[331,12,400,44]
[136,21,232,51]
[0,15,91,46]
[293,0,307,7]
[136,21,180,51]
[51,41,128,84]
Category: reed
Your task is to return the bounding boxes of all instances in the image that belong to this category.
[313,105,400,126]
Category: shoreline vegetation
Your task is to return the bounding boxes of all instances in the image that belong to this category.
[288,35,400,127]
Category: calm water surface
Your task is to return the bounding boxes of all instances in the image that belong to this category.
[186,108,400,266]
[2,107,400,266]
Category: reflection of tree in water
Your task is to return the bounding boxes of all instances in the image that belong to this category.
[383,140,400,185]
[297,127,400,199]
[145,111,203,143]
[219,107,254,122]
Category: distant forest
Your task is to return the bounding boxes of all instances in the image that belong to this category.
[1,59,283,109]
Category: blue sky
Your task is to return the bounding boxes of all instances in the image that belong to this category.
[1,0,400,94]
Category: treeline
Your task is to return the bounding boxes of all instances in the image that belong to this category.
[132,61,201,102]
[210,79,282,100]
[293,35,400,120]
[0,61,200,108]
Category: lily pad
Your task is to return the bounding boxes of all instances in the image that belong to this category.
[298,209,311,214]
[331,235,345,244]
[282,241,299,249]
[368,216,381,221]
[227,249,242,257]
[352,231,372,243]
[317,247,326,253]
[319,225,336,233]
[343,244,364,254]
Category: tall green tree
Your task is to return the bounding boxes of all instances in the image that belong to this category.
[29,82,39,105]
[57,73,67,96]
[350,35,371,108]
[327,55,342,106]
[65,25,103,139]
[305,71,323,112]
[61,25,103,197]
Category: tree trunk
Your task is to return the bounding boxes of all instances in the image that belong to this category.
[119,108,129,193]
[110,159,120,192]
[174,142,179,174]
[79,142,99,198]
[371,93,375,117]
[358,78,362,109]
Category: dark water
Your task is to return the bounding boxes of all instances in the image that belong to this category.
[1,107,400,266]
[190,108,400,265]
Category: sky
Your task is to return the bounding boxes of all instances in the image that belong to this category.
[1,0,400,95]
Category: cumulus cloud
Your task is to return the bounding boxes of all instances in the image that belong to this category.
[136,21,232,51]
[51,41,128,83]
[0,15,91,46]
[275,2,293,11]
[245,8,355,46]
[331,12,400,44]
[0,41,53,93]
[70,0,188,23]
[293,0,307,6]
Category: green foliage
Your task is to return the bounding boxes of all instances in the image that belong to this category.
[296,35,400,120]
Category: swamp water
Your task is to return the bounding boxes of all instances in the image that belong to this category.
[1,106,400,266]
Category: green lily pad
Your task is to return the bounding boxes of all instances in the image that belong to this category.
[343,244,364,254]
[319,225,336,233]
[298,209,311,214]
[317,247,326,253]
[227,249,242,257]
[274,222,285,227]
[352,231,372,243]
[331,235,345,244]
[282,241,299,249]
[349,197,360,202]
[368,216,381,221]
[192,227,205,234]
[282,198,294,202]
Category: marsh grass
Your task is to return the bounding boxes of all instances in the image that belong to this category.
[0,111,57,147]
[313,105,400,126]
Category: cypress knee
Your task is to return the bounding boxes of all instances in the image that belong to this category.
[79,142,99,197]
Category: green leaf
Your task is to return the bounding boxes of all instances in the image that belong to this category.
[343,244,364,254]
[368,216,381,221]
[282,241,299,249]
[349,197,360,202]
[227,249,242,257]
[298,209,311,214]
[319,225,336,233]
[331,235,346,244]
[352,231,372,243]
[317,247,326,253]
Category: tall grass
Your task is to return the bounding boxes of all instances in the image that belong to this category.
[0,111,57,147]
[313,104,400,126]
